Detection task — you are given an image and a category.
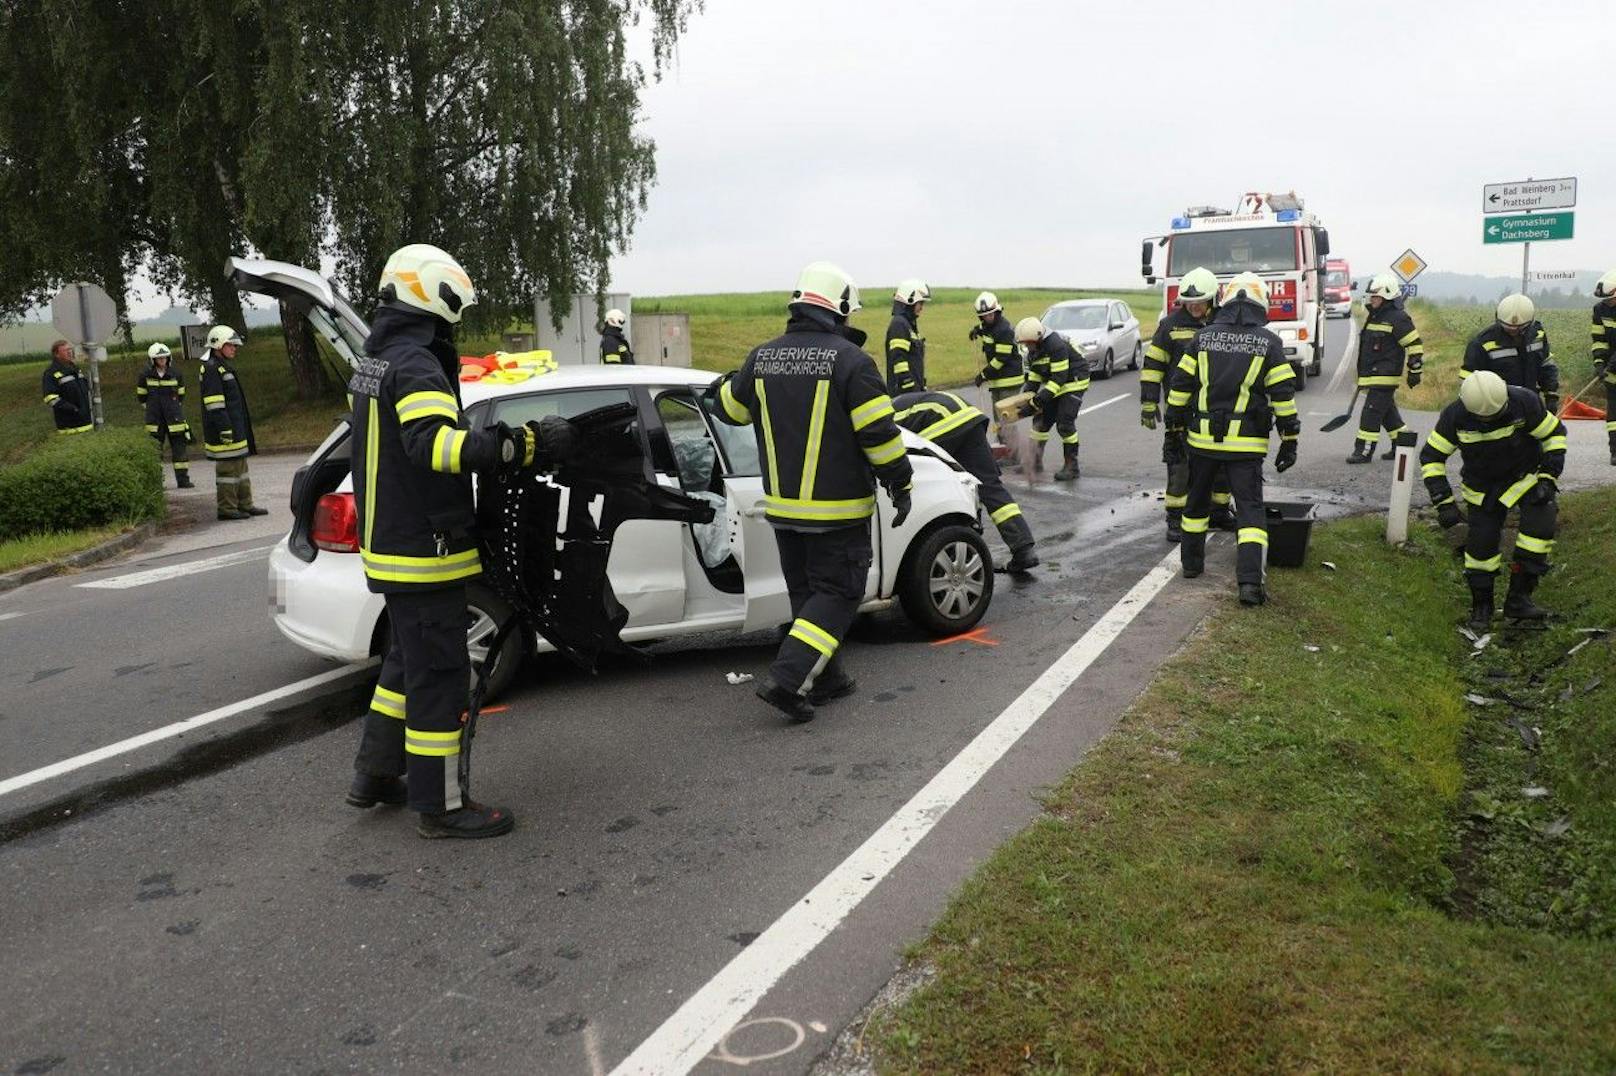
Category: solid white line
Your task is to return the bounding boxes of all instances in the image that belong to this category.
[0,660,377,798]
[608,549,1183,1075]
[1083,391,1131,415]
[1324,319,1359,394]
[0,612,26,623]
[75,544,275,590]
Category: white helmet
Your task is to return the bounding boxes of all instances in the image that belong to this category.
[1496,293,1534,330]
[1177,267,1218,306]
[974,291,1001,317]
[1222,272,1268,307]
[1014,316,1044,345]
[1460,369,1509,418]
[378,243,477,324]
[1367,272,1401,302]
[893,279,933,307]
[603,308,626,329]
[205,325,243,350]
[791,261,861,316]
[1595,269,1616,300]
[147,342,172,360]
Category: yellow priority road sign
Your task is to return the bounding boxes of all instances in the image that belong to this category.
[1391,249,1428,283]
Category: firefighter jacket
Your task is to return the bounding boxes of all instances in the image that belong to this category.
[892,390,988,447]
[1358,299,1424,386]
[1164,296,1299,457]
[885,303,925,394]
[1141,305,1209,409]
[716,304,914,529]
[973,316,1022,389]
[1590,299,1616,371]
[1461,322,1558,397]
[198,349,256,459]
[350,305,509,593]
[1420,387,1566,509]
[601,326,635,365]
[136,361,189,438]
[41,355,92,434]
[1024,331,1089,406]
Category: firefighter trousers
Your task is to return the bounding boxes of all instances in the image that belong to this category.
[1463,498,1556,585]
[151,426,190,481]
[1356,386,1406,447]
[1181,453,1268,585]
[770,524,871,696]
[1031,393,1083,446]
[214,457,255,513]
[1165,450,1230,521]
[944,429,1034,553]
[1605,372,1616,450]
[353,586,473,813]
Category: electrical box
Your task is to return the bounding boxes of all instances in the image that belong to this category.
[632,313,693,367]
[532,293,631,366]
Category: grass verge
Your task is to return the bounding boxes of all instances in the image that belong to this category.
[0,522,131,574]
[1402,302,1595,412]
[875,490,1616,1073]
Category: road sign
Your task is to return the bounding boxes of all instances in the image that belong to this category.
[50,282,118,345]
[1483,177,1576,214]
[1483,212,1575,245]
[1399,284,1418,299]
[1391,249,1427,283]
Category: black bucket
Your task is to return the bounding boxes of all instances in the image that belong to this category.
[1265,501,1316,569]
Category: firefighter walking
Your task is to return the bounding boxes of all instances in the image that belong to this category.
[601,308,635,364]
[1462,294,1559,412]
[1348,273,1424,463]
[1164,273,1300,607]
[894,389,1038,572]
[1421,370,1565,630]
[885,279,931,394]
[347,243,575,839]
[198,326,265,520]
[41,340,93,435]
[1591,269,1616,465]
[969,292,1022,443]
[136,343,193,488]
[1141,266,1232,540]
[715,261,915,723]
[1016,316,1089,481]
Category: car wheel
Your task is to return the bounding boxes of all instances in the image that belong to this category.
[1101,349,1114,379]
[898,524,994,636]
[466,583,528,703]
[1292,361,1308,391]
[1130,341,1141,370]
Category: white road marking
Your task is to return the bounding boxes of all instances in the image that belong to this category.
[0,611,27,623]
[609,549,1183,1075]
[1324,319,1359,394]
[1082,391,1131,415]
[0,660,377,798]
[75,545,275,590]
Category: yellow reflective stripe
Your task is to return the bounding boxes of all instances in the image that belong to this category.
[788,618,839,658]
[1166,389,1191,407]
[1196,351,1210,414]
[43,393,60,404]
[1541,435,1567,453]
[1272,399,1298,417]
[1516,534,1553,555]
[397,391,458,424]
[1049,360,1070,372]
[1426,430,1456,455]
[1062,377,1090,395]
[1457,426,1515,443]
[762,495,875,522]
[800,380,830,501]
[1168,329,1196,340]
[363,547,480,568]
[719,380,751,424]
[1460,484,1485,506]
[405,729,461,757]
[892,361,911,374]
[1144,344,1170,362]
[1363,322,1393,333]
[361,549,482,585]
[756,381,781,495]
[1237,527,1268,546]
[993,343,1015,353]
[1465,553,1503,572]
[1529,412,1559,439]
[364,398,380,551]
[990,503,1022,524]
[1234,355,1264,416]
[863,433,906,467]
[1181,516,1210,534]
[850,394,895,431]
[1499,473,1538,508]
[1398,329,1421,347]
[1357,375,1403,387]
[888,337,912,351]
[1420,462,1448,479]
[1139,369,1164,384]
[918,405,983,441]
[431,426,467,473]
[370,688,406,719]
[58,425,94,434]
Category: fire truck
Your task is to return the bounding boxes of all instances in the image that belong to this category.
[1140,192,1333,388]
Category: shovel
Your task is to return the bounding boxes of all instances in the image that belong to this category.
[1319,386,1361,433]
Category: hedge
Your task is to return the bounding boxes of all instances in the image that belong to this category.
[0,427,166,540]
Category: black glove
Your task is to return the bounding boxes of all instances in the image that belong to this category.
[702,370,733,405]
[887,484,912,528]
[1274,439,1298,473]
[1407,370,1422,389]
[1436,501,1464,529]
[1162,432,1185,466]
[494,421,535,472]
[968,325,983,341]
[1596,357,1608,377]
[529,415,581,469]
[972,372,985,388]
[1525,476,1557,506]
[1140,404,1158,431]
[1543,393,1560,415]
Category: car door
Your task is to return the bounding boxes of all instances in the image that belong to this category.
[1116,301,1140,357]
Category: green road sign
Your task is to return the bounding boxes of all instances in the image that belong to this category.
[1482,212,1574,244]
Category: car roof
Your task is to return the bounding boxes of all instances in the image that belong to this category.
[460,364,716,406]
[1046,299,1114,310]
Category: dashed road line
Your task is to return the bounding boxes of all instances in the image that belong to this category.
[75,545,276,590]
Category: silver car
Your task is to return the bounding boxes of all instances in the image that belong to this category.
[1039,299,1142,380]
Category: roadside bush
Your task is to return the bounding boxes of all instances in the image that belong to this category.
[0,427,165,540]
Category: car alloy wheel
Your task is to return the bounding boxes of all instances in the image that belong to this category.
[928,538,987,621]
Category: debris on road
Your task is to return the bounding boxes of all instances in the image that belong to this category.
[1506,717,1541,751]
[1542,817,1572,838]
[725,671,755,685]
[1303,644,1321,653]
[1464,693,1495,707]
[1522,786,1550,799]
[1321,561,1338,571]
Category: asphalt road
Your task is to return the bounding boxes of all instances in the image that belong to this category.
[3,321,1611,1075]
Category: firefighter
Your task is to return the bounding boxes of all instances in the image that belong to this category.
[136,343,193,488]
[1461,293,1559,412]
[885,279,931,394]
[713,261,915,723]
[1164,272,1300,607]
[1015,315,1089,481]
[347,243,578,839]
[1421,370,1565,630]
[894,389,1038,572]
[1348,272,1424,463]
[40,339,93,435]
[1141,267,1233,540]
[198,326,266,520]
[601,308,635,365]
[969,292,1022,443]
[1590,269,1616,465]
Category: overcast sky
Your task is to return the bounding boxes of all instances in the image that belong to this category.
[608,0,1610,299]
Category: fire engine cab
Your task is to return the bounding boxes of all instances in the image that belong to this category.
[1140,192,1332,388]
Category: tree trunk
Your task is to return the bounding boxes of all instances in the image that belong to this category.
[280,300,331,400]
[207,279,247,334]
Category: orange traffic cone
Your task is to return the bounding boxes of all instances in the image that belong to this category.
[1558,374,1607,420]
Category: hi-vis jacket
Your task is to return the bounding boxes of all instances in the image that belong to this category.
[41,355,92,434]
[350,306,508,593]
[198,350,256,459]
[1420,386,1566,509]
[1590,299,1616,376]
[1024,331,1090,403]
[1165,296,1299,457]
[892,390,987,447]
[136,361,188,438]
[974,316,1022,389]
[1140,305,1209,411]
[885,303,925,394]
[600,326,635,365]
[717,305,914,529]
[1358,298,1424,386]
[1461,322,1558,397]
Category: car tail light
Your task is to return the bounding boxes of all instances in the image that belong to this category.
[311,492,360,553]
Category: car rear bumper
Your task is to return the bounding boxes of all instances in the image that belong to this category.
[268,540,381,663]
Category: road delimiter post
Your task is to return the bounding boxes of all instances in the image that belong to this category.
[1385,429,1419,544]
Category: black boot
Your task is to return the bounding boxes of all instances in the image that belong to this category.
[1609,444,1616,466]
[1503,570,1551,621]
[1005,545,1040,572]
[1053,445,1080,481]
[1238,583,1266,606]
[1346,441,1374,464]
[1032,443,1046,474]
[176,472,194,489]
[346,772,406,808]
[756,677,815,723]
[417,801,516,839]
[1380,446,1398,460]
[243,505,269,516]
[808,669,857,705]
[1464,575,1494,632]
[1209,505,1237,532]
[1165,511,1184,544]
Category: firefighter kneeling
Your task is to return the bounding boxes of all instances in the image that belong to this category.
[1420,370,1566,631]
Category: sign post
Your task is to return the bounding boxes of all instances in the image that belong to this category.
[50,282,119,430]
[1482,177,1577,298]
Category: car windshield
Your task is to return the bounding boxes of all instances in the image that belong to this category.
[1168,227,1298,274]
[1042,305,1107,331]
[1325,270,1348,286]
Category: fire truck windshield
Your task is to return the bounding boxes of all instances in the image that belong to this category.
[1168,227,1297,275]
